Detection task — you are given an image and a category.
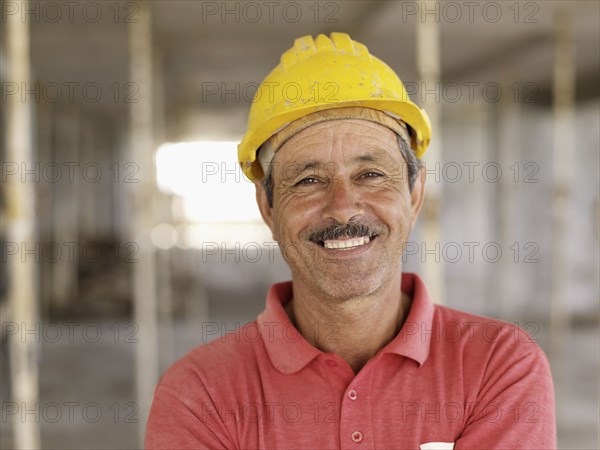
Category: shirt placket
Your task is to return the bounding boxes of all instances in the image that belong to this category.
[339,363,375,449]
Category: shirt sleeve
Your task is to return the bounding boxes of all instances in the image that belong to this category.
[455,334,557,449]
[145,368,238,450]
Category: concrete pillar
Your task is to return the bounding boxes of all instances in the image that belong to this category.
[128,3,159,444]
[50,108,79,311]
[549,11,576,431]
[79,118,97,238]
[497,67,522,320]
[550,10,575,355]
[4,1,41,446]
[550,10,576,404]
[416,0,444,304]
[152,44,175,371]
[36,102,54,319]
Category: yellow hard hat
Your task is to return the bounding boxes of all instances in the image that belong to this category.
[238,32,432,180]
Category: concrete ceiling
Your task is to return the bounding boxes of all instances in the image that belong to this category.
[4,0,599,141]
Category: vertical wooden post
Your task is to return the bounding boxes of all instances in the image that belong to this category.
[549,11,576,428]
[550,11,575,363]
[152,45,175,367]
[37,101,53,319]
[128,3,159,444]
[498,67,522,320]
[79,119,97,238]
[4,1,41,447]
[416,0,444,304]
[50,109,79,311]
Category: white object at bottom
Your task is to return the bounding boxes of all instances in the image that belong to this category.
[420,443,455,450]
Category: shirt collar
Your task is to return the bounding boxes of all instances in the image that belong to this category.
[257,272,434,374]
[257,282,322,374]
[377,272,434,366]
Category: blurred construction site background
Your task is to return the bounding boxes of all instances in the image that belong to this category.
[1,0,598,448]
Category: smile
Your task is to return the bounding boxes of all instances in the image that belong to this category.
[323,235,371,250]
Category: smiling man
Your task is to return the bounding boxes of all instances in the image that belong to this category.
[257,114,422,375]
[146,33,556,449]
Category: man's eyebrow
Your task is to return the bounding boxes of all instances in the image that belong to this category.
[279,160,324,180]
[352,154,379,164]
[351,149,396,164]
[287,150,396,176]
[295,160,321,174]
[294,155,383,172]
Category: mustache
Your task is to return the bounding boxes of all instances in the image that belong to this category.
[306,220,382,243]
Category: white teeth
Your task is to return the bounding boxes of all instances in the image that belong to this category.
[324,236,371,250]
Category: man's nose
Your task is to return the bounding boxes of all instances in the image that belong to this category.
[321,179,364,224]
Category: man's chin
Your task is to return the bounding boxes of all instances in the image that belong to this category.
[313,276,385,303]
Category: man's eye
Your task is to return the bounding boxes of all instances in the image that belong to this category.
[295,177,319,186]
[361,172,384,178]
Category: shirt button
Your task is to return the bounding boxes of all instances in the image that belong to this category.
[348,389,358,400]
[351,431,363,443]
[325,359,337,367]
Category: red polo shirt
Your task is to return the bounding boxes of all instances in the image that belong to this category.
[146,273,556,449]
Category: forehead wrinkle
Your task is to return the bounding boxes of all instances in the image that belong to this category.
[351,147,399,164]
[276,119,401,168]
[297,160,321,173]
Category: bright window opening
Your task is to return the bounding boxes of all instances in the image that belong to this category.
[155,141,261,223]
[155,141,273,249]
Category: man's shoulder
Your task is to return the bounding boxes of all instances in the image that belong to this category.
[430,304,548,365]
[433,304,537,342]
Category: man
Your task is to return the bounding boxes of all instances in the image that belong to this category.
[146,33,556,449]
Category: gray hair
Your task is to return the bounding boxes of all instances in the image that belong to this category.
[261,134,422,208]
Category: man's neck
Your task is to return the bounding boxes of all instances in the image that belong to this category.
[284,278,412,374]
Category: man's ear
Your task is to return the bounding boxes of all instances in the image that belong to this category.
[254,179,277,241]
[409,165,426,229]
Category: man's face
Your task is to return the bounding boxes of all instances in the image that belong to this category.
[255,119,425,302]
